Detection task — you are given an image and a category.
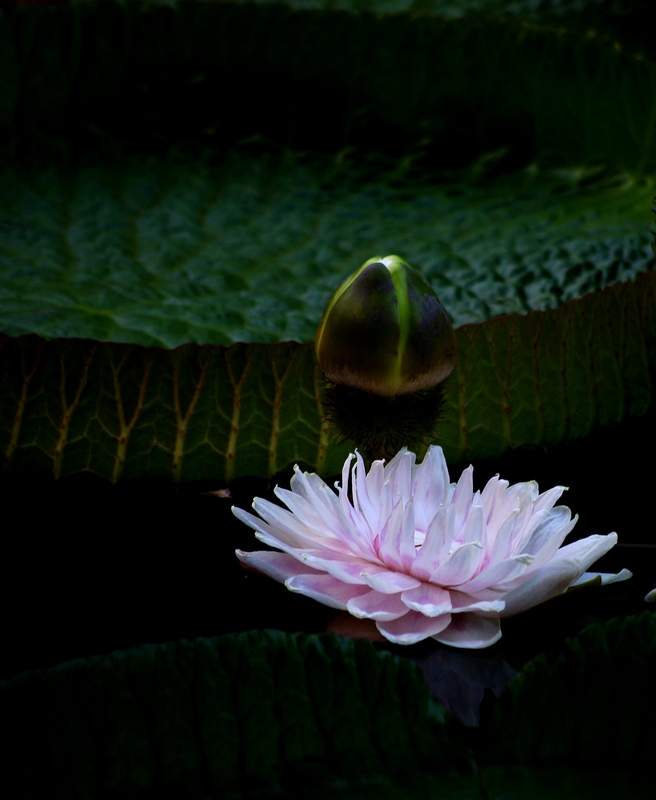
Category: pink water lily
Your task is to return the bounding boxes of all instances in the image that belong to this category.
[234,447,630,648]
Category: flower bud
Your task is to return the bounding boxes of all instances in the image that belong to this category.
[315,255,456,395]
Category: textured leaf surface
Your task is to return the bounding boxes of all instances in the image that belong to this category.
[0,631,457,799]
[0,157,653,347]
[2,269,655,481]
[487,611,656,768]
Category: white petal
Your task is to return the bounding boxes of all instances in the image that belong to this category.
[533,484,567,515]
[480,474,504,522]
[518,507,578,565]
[347,589,408,620]
[459,502,486,548]
[399,499,418,571]
[233,505,324,554]
[330,485,378,560]
[251,497,343,551]
[449,590,506,614]
[236,549,317,583]
[376,611,452,645]
[301,552,386,585]
[504,495,537,553]
[401,583,452,616]
[365,458,386,511]
[500,533,618,616]
[482,475,510,529]
[499,559,581,617]
[434,613,502,649]
[486,508,520,563]
[383,447,413,490]
[546,531,617,567]
[290,467,343,526]
[352,452,376,523]
[457,554,534,595]
[430,541,484,586]
[285,573,370,609]
[411,505,449,581]
[362,569,422,594]
[412,445,450,529]
[377,496,406,571]
[390,449,415,502]
[451,465,474,530]
[499,482,536,527]
[567,568,632,588]
[273,485,340,538]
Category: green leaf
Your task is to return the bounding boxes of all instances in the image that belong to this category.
[0,631,466,798]
[2,267,654,480]
[0,157,653,346]
[486,611,656,769]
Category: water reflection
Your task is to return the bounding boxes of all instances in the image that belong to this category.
[406,640,516,727]
[326,612,516,727]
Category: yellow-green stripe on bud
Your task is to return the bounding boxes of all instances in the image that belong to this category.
[315,255,456,396]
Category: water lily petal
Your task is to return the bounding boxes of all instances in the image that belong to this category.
[389,448,415,502]
[376,611,452,645]
[499,559,581,617]
[301,552,386,584]
[547,531,617,567]
[378,495,418,571]
[568,568,632,588]
[251,498,344,551]
[401,583,452,616]
[233,506,337,559]
[362,569,422,594]
[499,534,618,617]
[460,502,486,548]
[285,573,370,609]
[411,505,449,581]
[457,553,534,595]
[352,452,377,524]
[377,496,406,570]
[480,474,507,525]
[347,589,408,620]
[449,590,506,614]
[236,549,317,582]
[452,465,474,530]
[533,485,567,515]
[364,458,386,513]
[430,541,484,586]
[435,613,502,649]
[274,485,341,538]
[413,445,450,529]
[519,507,578,566]
[485,508,520,563]
[289,467,344,524]
[233,506,322,553]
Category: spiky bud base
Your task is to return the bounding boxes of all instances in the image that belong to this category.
[320,379,448,463]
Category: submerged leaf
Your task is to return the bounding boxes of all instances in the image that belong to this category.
[0,631,457,798]
[486,611,656,768]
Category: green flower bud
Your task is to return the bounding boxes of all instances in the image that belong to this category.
[315,255,457,396]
